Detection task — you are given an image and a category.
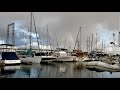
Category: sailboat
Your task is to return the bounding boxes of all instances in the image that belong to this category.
[20,12,41,64]
[35,25,56,64]
[53,32,77,62]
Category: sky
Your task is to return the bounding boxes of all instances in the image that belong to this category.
[0,12,120,52]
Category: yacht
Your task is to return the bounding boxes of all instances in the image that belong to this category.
[0,44,21,65]
[35,50,56,63]
[53,48,77,62]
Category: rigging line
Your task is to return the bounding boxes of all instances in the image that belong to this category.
[33,12,41,53]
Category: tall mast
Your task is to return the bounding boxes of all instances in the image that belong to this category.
[117,16,120,47]
[30,12,32,50]
[47,25,48,49]
[113,33,115,46]
[54,32,59,49]
[88,37,90,53]
[47,25,52,51]
[74,26,81,50]
[91,33,93,52]
[64,38,66,49]
[33,12,41,53]
[86,36,89,53]
[102,39,103,50]
[104,40,105,51]
[80,26,81,50]
[96,33,97,52]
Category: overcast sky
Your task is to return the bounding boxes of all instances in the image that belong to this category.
[0,12,120,51]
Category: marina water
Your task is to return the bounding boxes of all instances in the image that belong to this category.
[0,62,120,78]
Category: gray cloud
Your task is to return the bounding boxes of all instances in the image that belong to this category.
[0,12,120,51]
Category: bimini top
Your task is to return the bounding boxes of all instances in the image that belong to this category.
[0,44,15,46]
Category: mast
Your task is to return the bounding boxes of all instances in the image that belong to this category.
[74,26,81,50]
[64,38,66,49]
[29,12,32,50]
[33,13,41,53]
[113,33,115,46]
[91,33,93,52]
[80,26,81,50]
[104,40,105,51]
[47,25,48,49]
[47,25,52,51]
[102,39,103,50]
[88,37,90,53]
[96,33,97,52]
[54,32,59,49]
[117,16,120,47]
[86,36,89,53]
[38,27,43,50]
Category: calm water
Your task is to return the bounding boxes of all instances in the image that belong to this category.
[0,62,120,78]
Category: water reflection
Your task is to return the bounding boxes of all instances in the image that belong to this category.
[0,65,20,78]
[0,62,120,78]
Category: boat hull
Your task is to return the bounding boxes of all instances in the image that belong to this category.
[41,56,56,63]
[4,60,21,65]
[53,56,77,62]
[84,61,120,72]
[20,56,41,64]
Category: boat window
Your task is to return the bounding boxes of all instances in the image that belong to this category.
[35,53,46,56]
[2,52,19,60]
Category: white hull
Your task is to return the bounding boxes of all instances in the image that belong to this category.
[84,61,120,71]
[41,56,56,63]
[20,56,41,64]
[54,56,77,62]
[4,60,21,65]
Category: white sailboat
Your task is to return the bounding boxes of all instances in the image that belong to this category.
[53,48,77,62]
[20,12,41,64]
[39,25,56,63]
